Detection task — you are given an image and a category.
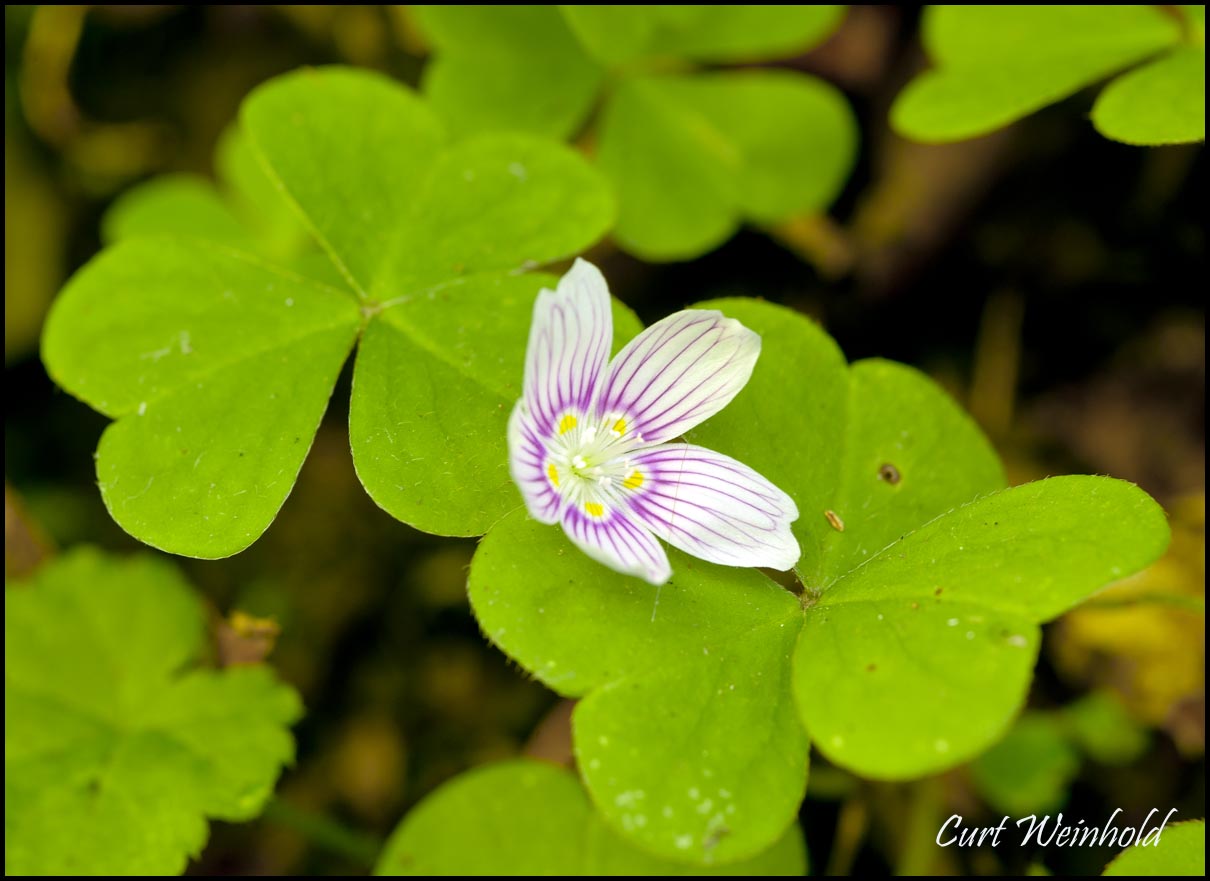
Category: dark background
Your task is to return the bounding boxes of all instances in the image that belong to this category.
[5,6,1204,875]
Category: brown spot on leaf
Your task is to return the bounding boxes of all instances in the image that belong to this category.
[878,462,902,484]
[824,509,845,531]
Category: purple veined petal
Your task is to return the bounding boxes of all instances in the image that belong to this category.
[626,443,801,571]
[523,258,613,436]
[593,309,759,446]
[507,400,564,525]
[561,500,672,586]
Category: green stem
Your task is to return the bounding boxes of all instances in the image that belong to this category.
[262,797,383,868]
[896,777,944,877]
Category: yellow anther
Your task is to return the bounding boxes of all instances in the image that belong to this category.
[547,463,559,487]
[585,502,605,517]
[623,471,644,490]
[558,414,578,434]
[612,418,627,436]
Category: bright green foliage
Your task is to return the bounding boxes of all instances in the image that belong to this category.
[1104,820,1206,876]
[103,176,248,247]
[1062,691,1149,766]
[375,760,807,875]
[42,67,615,557]
[560,5,842,65]
[5,549,301,875]
[892,6,1205,146]
[103,128,310,262]
[413,6,603,138]
[970,714,1080,816]
[413,5,856,260]
[1093,46,1206,145]
[468,300,1171,862]
[969,691,1150,816]
[599,72,856,258]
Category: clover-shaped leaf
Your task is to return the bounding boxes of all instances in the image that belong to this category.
[413,5,856,260]
[5,549,301,875]
[1103,819,1205,876]
[469,300,1170,862]
[42,67,616,556]
[375,760,806,875]
[892,6,1204,145]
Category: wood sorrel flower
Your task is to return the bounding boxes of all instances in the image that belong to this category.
[508,259,801,584]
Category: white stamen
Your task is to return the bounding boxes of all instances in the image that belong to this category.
[572,455,587,469]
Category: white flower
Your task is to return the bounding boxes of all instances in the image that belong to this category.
[508,259,801,584]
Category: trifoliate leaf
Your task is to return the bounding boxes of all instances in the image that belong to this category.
[892,6,1182,142]
[413,6,857,261]
[469,300,1170,861]
[42,66,615,555]
[5,549,301,875]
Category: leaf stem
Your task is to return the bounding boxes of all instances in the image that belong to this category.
[261,796,383,868]
[825,795,868,876]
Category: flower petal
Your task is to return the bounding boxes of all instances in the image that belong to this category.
[561,503,672,585]
[523,258,613,435]
[594,310,759,445]
[507,401,563,525]
[626,444,800,571]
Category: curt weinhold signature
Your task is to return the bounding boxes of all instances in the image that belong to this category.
[938,808,1179,849]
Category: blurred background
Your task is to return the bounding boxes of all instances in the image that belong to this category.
[4,5,1204,875]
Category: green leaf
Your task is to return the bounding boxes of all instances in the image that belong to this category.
[797,599,1039,780]
[351,278,641,537]
[1103,820,1205,876]
[43,239,360,558]
[5,549,301,875]
[414,5,602,138]
[377,133,617,294]
[471,513,807,864]
[214,126,311,259]
[241,66,446,299]
[102,175,247,247]
[557,6,844,65]
[375,760,807,875]
[970,713,1080,815]
[469,300,1171,859]
[102,128,315,265]
[1062,692,1149,766]
[351,281,636,538]
[557,5,668,65]
[413,6,858,260]
[683,299,1005,588]
[598,71,857,260]
[45,67,616,554]
[892,5,1181,142]
[651,5,845,62]
[816,476,1170,620]
[1092,46,1206,145]
[796,476,1170,778]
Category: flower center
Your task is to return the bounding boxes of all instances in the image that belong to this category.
[545,411,648,515]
